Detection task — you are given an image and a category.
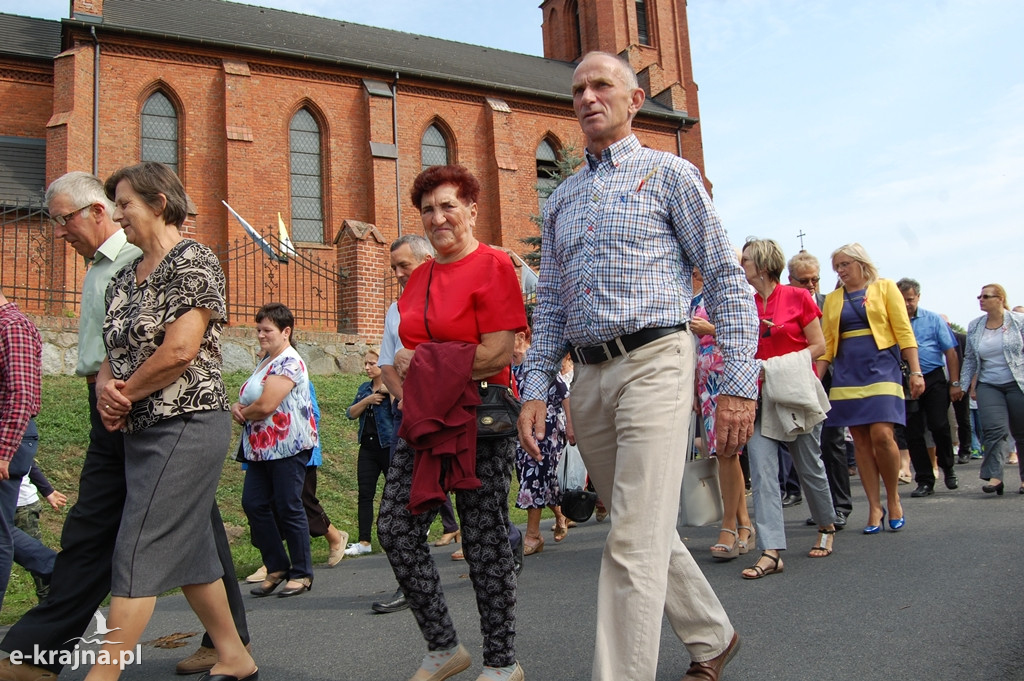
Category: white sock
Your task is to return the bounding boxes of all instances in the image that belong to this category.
[479,663,518,679]
[420,646,458,673]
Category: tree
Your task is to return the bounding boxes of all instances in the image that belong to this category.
[521,143,583,268]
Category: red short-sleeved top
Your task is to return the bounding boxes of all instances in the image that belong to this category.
[754,284,822,361]
[399,244,528,386]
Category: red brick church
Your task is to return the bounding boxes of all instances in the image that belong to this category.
[0,0,707,341]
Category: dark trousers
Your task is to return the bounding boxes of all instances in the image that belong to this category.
[356,439,391,543]
[777,442,801,497]
[819,424,853,514]
[242,449,313,579]
[952,389,972,458]
[0,385,248,672]
[0,419,56,610]
[907,367,956,485]
[378,437,517,668]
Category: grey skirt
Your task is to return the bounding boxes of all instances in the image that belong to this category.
[111,409,231,597]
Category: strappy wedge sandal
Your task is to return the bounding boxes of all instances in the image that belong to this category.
[741,551,783,580]
[737,525,756,555]
[710,528,740,562]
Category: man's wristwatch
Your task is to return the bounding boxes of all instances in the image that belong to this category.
[950,381,961,387]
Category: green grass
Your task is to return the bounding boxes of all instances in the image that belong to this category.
[2,372,539,625]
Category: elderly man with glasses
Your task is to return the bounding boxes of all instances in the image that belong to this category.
[787,251,854,528]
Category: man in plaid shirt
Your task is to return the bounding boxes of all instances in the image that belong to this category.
[0,287,54,611]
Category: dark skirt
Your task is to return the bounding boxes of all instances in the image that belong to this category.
[826,332,906,427]
[112,409,231,597]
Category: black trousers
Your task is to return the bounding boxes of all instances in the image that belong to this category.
[951,388,972,458]
[0,384,249,671]
[819,424,853,514]
[906,367,956,485]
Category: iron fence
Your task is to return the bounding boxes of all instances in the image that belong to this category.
[0,196,85,317]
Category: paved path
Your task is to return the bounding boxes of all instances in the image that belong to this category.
[5,458,1022,681]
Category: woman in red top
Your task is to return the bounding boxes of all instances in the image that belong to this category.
[376,165,528,681]
[737,238,838,580]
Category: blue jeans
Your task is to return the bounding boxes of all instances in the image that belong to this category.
[975,381,1024,482]
[0,419,57,610]
[242,449,313,579]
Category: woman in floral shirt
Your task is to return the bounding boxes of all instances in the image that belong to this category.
[233,303,318,598]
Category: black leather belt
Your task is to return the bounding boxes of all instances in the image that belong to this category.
[569,324,688,366]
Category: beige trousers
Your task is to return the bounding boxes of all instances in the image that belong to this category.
[571,330,734,681]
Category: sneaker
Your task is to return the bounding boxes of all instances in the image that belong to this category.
[343,542,372,556]
[970,449,983,460]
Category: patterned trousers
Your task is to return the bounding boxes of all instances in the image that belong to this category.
[378,436,517,668]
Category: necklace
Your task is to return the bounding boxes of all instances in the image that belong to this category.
[985,314,1004,330]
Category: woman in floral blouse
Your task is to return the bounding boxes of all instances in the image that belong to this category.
[95,162,255,681]
[234,302,318,598]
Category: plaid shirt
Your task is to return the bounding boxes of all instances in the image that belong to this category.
[0,302,42,461]
[521,135,759,401]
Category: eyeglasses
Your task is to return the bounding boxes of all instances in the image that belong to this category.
[977,294,1001,300]
[49,204,92,226]
[793,276,820,285]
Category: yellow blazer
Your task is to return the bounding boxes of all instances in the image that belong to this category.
[819,278,917,363]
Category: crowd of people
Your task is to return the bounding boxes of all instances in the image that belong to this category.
[0,49,1021,681]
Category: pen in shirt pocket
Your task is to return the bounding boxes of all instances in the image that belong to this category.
[636,166,660,193]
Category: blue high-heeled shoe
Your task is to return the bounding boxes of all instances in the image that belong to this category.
[888,515,905,531]
[863,509,886,534]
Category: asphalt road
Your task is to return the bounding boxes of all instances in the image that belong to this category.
[5,457,1022,681]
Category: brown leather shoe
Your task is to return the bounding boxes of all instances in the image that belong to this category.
[0,658,57,681]
[175,643,253,675]
[681,632,739,681]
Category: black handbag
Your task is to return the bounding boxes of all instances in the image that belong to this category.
[560,455,598,523]
[562,482,598,524]
[423,262,520,439]
[476,381,521,439]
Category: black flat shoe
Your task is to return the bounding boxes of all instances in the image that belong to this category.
[249,573,285,597]
[201,668,258,681]
[982,482,1005,495]
[277,578,311,597]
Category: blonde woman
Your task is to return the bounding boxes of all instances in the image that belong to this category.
[960,284,1024,495]
[816,244,923,534]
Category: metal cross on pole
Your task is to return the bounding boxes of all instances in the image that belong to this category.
[797,229,807,251]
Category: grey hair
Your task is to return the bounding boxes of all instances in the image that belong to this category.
[390,234,433,261]
[787,250,820,278]
[579,51,640,90]
[896,278,921,296]
[44,171,114,214]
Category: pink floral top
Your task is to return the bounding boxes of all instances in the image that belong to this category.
[239,345,317,461]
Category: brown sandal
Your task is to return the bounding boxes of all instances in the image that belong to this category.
[808,528,835,558]
[523,537,544,555]
[741,552,783,580]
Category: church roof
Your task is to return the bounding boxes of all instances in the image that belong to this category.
[0,13,62,60]
[78,0,688,121]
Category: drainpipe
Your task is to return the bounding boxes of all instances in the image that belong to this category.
[90,26,100,176]
[392,72,401,235]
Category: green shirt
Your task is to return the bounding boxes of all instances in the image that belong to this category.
[77,230,142,376]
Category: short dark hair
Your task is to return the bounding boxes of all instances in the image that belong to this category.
[255,302,295,344]
[410,164,480,209]
[103,162,189,228]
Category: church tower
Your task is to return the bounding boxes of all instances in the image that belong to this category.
[540,0,706,177]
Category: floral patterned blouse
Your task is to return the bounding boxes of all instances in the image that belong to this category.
[103,239,229,433]
[238,345,317,461]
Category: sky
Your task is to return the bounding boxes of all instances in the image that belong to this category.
[8,0,1023,328]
